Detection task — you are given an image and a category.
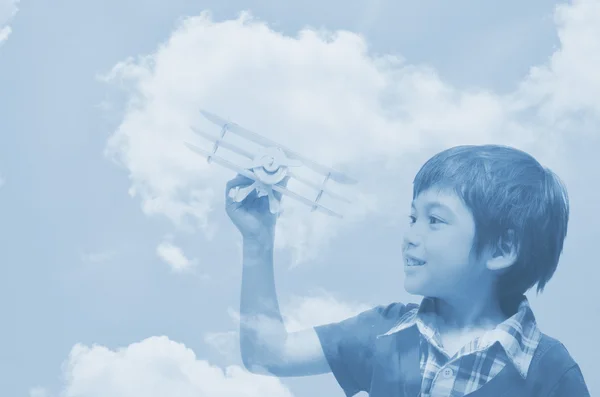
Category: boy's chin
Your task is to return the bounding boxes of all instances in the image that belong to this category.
[403,279,429,296]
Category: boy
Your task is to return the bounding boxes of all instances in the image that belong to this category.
[225,145,590,396]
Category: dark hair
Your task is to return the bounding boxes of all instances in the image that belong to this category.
[412,145,569,297]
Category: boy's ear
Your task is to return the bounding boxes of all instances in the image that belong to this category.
[486,230,518,271]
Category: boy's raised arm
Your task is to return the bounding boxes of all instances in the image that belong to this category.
[226,175,331,377]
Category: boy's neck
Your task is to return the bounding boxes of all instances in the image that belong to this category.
[432,292,508,334]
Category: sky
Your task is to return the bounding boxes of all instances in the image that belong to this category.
[1,0,599,396]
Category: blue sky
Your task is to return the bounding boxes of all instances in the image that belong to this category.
[1,0,599,396]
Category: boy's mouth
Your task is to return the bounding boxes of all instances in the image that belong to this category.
[405,256,426,267]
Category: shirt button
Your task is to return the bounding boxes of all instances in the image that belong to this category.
[442,368,454,378]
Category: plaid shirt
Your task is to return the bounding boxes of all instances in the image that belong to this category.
[379,296,542,397]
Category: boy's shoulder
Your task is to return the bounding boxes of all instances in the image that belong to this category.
[376,300,420,318]
[314,300,419,346]
[527,331,589,395]
[534,332,579,372]
[367,301,421,334]
[348,300,420,323]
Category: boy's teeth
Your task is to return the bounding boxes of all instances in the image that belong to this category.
[406,258,425,266]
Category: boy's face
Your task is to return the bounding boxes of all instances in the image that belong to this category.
[402,187,491,299]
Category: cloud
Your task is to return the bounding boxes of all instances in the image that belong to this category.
[56,336,293,397]
[0,174,5,189]
[281,292,372,332]
[156,239,196,272]
[81,251,116,264]
[103,1,600,265]
[29,387,50,397]
[204,330,239,363]
[512,0,600,145]
[0,0,19,45]
[205,292,370,362]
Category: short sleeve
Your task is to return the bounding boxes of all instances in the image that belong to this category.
[313,302,411,397]
[549,364,591,397]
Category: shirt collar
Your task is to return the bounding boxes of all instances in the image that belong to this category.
[377,295,542,378]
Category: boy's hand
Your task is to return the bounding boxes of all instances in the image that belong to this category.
[225,174,289,242]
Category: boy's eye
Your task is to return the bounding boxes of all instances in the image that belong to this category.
[409,215,445,226]
[429,216,444,225]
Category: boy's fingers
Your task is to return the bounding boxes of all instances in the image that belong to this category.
[226,173,290,207]
[272,176,291,201]
[225,174,254,198]
[225,173,252,189]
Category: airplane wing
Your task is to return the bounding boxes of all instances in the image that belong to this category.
[199,110,357,185]
[184,142,343,218]
[190,127,255,160]
[287,171,351,203]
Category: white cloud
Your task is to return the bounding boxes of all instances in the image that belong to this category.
[0,174,5,189]
[29,387,50,397]
[204,330,239,363]
[516,1,600,122]
[58,336,294,397]
[206,292,370,361]
[81,251,116,264]
[0,0,19,45]
[103,1,600,265]
[156,239,196,272]
[0,26,10,42]
[282,291,372,332]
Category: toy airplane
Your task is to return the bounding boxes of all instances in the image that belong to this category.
[184,109,357,218]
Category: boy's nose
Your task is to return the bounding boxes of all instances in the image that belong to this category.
[403,226,422,247]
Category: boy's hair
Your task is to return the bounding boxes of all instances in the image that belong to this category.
[412,144,569,298]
